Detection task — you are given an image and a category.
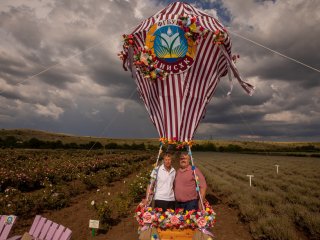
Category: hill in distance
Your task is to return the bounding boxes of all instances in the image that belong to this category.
[1,128,319,152]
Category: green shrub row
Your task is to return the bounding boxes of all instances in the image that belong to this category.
[0,136,148,150]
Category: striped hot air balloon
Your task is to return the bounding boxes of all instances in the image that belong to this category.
[120,1,254,143]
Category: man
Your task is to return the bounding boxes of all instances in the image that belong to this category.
[174,151,207,211]
[144,152,176,210]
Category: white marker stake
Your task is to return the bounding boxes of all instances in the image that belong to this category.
[275,165,279,174]
[89,220,100,237]
[246,175,254,187]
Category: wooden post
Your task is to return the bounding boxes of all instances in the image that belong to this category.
[246,175,254,187]
[275,165,279,174]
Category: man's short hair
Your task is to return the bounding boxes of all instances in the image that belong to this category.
[163,152,174,158]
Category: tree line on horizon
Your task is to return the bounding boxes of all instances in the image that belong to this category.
[0,136,320,153]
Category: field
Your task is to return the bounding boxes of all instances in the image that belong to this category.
[195,152,320,240]
[1,146,320,240]
[0,149,154,239]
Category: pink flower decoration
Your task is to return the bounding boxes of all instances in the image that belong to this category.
[170,215,180,225]
[197,217,207,228]
[142,212,152,224]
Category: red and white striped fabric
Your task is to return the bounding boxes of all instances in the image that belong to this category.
[125,2,254,141]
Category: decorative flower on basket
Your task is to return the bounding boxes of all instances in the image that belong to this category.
[159,137,193,150]
[177,15,208,43]
[133,46,169,81]
[213,29,226,45]
[135,201,216,230]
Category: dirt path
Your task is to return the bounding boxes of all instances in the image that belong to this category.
[10,179,252,240]
[212,203,252,240]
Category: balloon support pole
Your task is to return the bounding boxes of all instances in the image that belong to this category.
[188,146,205,210]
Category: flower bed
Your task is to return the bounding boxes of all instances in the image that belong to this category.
[135,201,216,230]
[0,149,154,217]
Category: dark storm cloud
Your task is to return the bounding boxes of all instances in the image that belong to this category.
[0,0,163,138]
[203,108,264,124]
[0,53,27,69]
[40,69,78,88]
[0,91,26,101]
[0,0,319,140]
[213,78,273,105]
[190,0,320,141]
[0,52,31,82]
[80,47,137,99]
[225,0,320,87]
[0,6,42,49]
[196,120,320,141]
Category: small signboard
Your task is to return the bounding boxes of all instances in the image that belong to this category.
[89,220,100,229]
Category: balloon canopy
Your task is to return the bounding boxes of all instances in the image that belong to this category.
[119,1,254,143]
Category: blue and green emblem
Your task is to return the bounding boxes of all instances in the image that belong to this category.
[146,20,197,74]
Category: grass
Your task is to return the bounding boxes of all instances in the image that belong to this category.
[195,152,320,240]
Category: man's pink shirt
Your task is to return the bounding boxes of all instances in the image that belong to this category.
[174,165,207,202]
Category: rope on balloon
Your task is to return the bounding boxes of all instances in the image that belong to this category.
[0,40,109,95]
[85,88,138,156]
[228,29,320,74]
[2,28,319,97]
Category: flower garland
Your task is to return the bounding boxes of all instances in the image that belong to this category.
[133,46,169,81]
[118,34,135,60]
[213,29,226,45]
[159,137,193,150]
[118,34,136,71]
[177,15,208,43]
[135,201,216,230]
[123,34,135,49]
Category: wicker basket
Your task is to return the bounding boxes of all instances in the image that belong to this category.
[157,228,194,240]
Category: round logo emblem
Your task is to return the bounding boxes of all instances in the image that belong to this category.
[146,20,197,74]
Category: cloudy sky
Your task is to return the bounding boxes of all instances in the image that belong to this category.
[0,0,319,141]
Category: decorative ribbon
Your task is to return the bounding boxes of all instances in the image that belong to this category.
[122,53,128,71]
[140,225,151,232]
[200,228,214,237]
[219,45,255,96]
[227,63,234,96]
[127,46,135,77]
